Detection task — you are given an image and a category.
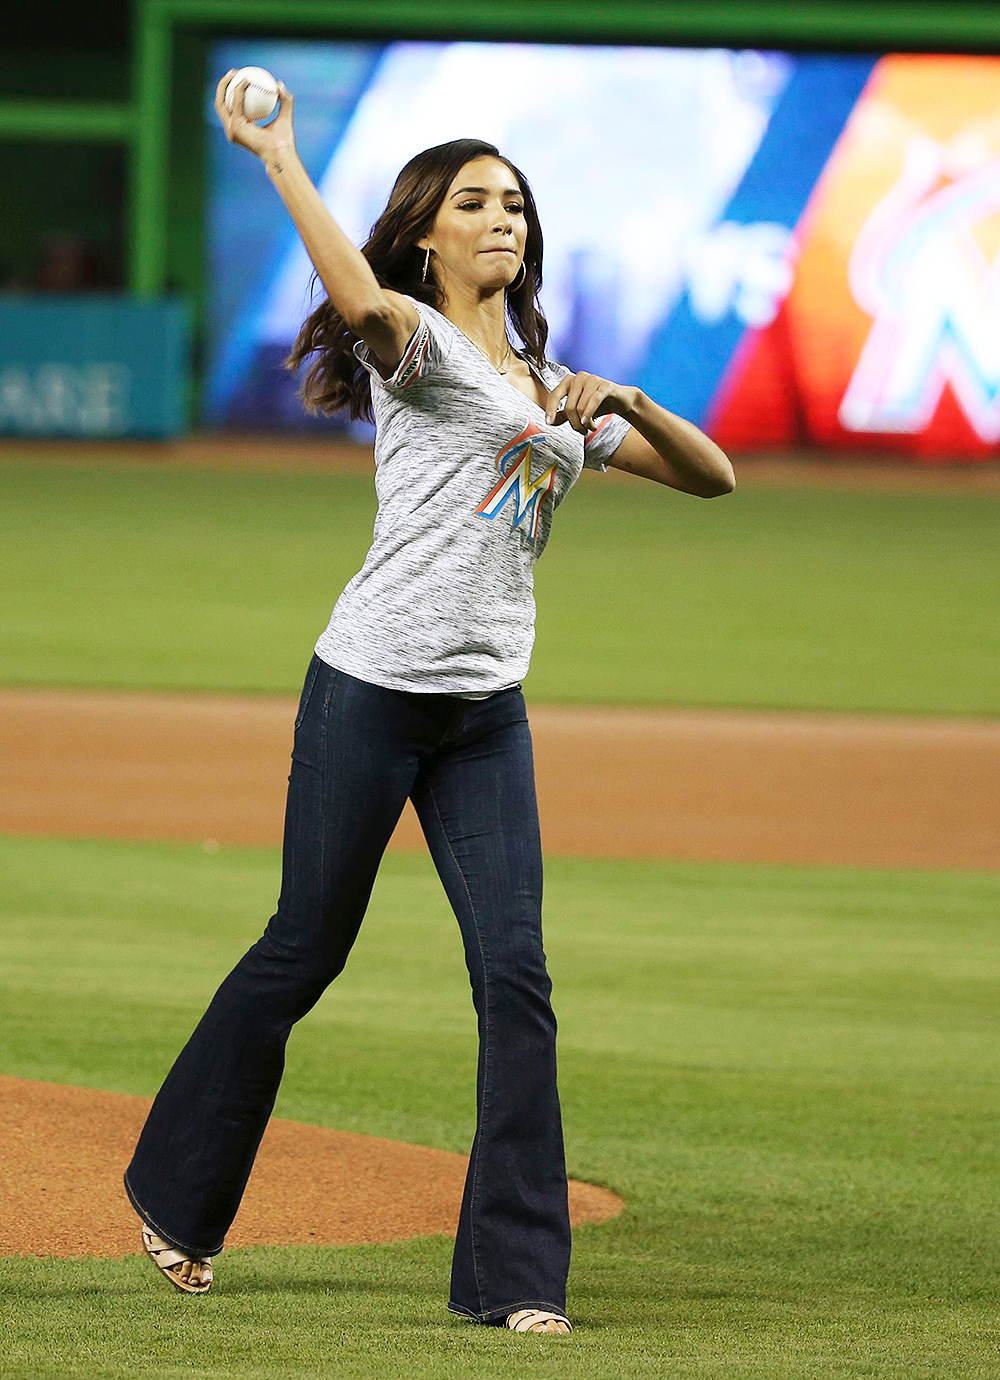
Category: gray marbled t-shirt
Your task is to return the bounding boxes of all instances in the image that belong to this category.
[314,293,633,697]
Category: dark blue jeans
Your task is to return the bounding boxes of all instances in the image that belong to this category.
[124,655,571,1324]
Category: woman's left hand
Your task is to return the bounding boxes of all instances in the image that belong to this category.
[544,374,639,433]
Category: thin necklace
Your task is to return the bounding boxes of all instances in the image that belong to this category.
[458,326,515,375]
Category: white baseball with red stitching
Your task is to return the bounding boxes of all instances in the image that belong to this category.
[224,66,279,122]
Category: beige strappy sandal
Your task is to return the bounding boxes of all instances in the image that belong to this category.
[506,1308,572,1333]
[141,1225,214,1294]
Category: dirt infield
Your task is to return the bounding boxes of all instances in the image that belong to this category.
[8,695,995,1262]
[0,1076,623,1260]
[2,686,997,870]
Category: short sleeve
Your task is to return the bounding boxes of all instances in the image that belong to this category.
[545,361,633,472]
[582,411,633,472]
[352,295,451,392]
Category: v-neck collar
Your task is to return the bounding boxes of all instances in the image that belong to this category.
[429,300,553,420]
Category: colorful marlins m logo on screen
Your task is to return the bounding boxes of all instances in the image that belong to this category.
[841,139,1000,442]
[706,55,1000,460]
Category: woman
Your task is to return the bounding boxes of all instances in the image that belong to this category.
[124,72,735,1335]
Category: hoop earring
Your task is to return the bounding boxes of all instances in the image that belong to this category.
[509,261,526,291]
[422,246,430,283]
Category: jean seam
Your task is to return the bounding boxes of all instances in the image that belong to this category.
[123,1170,223,1258]
[318,667,337,929]
[294,655,321,733]
[447,1298,568,1322]
[426,776,489,1314]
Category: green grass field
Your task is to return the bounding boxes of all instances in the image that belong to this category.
[2,835,999,1378]
[2,453,998,1375]
[0,457,996,715]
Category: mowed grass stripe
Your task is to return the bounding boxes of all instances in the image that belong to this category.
[0,459,996,715]
[1,835,998,1377]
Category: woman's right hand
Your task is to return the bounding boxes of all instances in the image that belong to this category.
[213,69,297,165]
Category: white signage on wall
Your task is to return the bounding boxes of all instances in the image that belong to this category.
[0,363,131,435]
[682,221,798,328]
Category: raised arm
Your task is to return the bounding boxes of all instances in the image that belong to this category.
[213,70,419,370]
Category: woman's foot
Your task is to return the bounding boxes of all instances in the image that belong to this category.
[506,1308,572,1333]
[141,1226,214,1293]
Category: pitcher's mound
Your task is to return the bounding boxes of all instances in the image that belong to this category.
[0,1075,625,1258]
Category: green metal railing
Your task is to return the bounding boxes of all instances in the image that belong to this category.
[5,1,998,342]
[0,102,133,140]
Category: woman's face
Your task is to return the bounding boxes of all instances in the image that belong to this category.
[420,156,527,294]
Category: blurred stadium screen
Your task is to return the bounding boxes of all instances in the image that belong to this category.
[205,38,1000,462]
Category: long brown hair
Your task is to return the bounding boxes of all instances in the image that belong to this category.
[282,138,550,423]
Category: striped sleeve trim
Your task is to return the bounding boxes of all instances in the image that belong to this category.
[583,414,615,446]
[393,323,430,390]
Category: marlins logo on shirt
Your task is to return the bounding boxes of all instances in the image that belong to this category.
[474,422,557,543]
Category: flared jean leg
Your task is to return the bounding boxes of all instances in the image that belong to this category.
[124,659,427,1256]
[409,704,571,1324]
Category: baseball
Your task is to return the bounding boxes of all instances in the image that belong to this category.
[225,66,279,122]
